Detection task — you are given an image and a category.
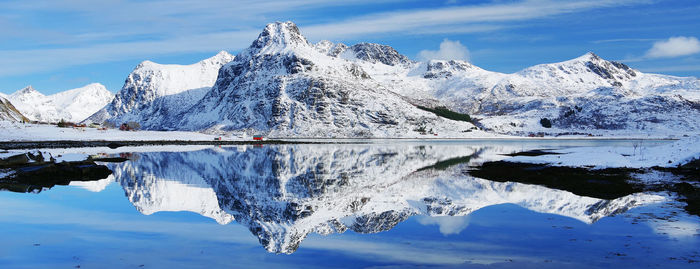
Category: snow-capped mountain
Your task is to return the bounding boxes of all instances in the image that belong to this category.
[109,153,235,225]
[171,22,476,137]
[333,43,700,135]
[106,145,663,254]
[84,51,235,128]
[0,96,29,122]
[7,84,114,123]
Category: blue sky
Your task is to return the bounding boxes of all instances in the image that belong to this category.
[1,0,699,95]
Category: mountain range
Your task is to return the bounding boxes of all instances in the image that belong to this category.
[89,21,700,137]
[3,84,113,123]
[3,21,699,137]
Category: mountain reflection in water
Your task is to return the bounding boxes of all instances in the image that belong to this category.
[102,144,663,254]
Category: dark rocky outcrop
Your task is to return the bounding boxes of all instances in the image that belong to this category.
[1,152,112,193]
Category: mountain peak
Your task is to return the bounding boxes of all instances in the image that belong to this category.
[16,85,39,94]
[315,40,348,57]
[575,52,602,62]
[200,50,235,67]
[55,83,110,99]
[11,85,44,99]
[135,60,158,70]
[347,43,412,66]
[82,83,108,90]
[213,50,234,59]
[248,21,311,53]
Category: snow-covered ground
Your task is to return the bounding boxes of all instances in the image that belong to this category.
[0,121,518,141]
[0,121,221,141]
[0,121,696,142]
[3,120,688,142]
[506,136,700,168]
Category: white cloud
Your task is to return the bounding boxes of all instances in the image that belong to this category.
[415,215,471,235]
[418,39,470,62]
[645,36,700,58]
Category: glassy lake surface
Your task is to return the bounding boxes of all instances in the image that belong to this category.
[1,140,699,268]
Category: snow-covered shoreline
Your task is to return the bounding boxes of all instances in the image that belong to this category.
[0,121,688,142]
[504,136,700,168]
[0,121,221,142]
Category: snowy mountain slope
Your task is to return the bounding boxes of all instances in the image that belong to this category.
[84,51,234,128]
[473,53,699,113]
[0,96,29,122]
[108,144,664,254]
[6,84,114,123]
[172,22,476,137]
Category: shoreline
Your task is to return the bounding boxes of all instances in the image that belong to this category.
[0,137,681,150]
[0,139,356,150]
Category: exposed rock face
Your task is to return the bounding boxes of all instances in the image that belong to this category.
[0,96,29,122]
[423,60,479,79]
[314,40,348,57]
[344,42,413,66]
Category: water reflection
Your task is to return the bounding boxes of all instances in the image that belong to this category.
[102,144,663,254]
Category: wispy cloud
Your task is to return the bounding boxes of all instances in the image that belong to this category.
[0,30,260,76]
[591,38,659,44]
[302,0,645,39]
[0,0,651,77]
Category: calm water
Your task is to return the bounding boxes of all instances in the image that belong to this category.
[1,140,698,268]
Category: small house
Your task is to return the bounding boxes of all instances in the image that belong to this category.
[119,122,140,131]
[253,135,264,141]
